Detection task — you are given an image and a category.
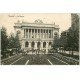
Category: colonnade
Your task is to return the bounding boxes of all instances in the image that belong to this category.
[24,29,53,39]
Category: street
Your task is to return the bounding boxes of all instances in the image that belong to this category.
[2,52,79,65]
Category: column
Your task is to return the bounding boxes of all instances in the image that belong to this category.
[48,29,49,38]
[36,29,38,38]
[47,30,48,39]
[40,29,41,39]
[38,29,39,38]
[46,42,49,53]
[35,29,36,38]
[24,29,25,38]
[41,42,43,50]
[25,29,27,38]
[49,30,50,38]
[45,30,47,38]
[52,30,54,38]
[25,29,26,38]
[29,42,31,48]
[39,29,40,38]
[41,29,43,38]
[51,30,52,38]
[50,30,51,38]
[45,29,46,38]
[46,29,48,39]
[37,29,38,38]
[29,29,30,38]
[44,29,45,38]
[24,29,26,38]
[42,29,44,38]
[43,29,45,39]
[34,29,35,38]
[31,29,32,38]
[35,41,37,49]
[51,30,53,38]
[28,29,29,38]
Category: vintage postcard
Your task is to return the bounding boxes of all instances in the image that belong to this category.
[0,13,79,65]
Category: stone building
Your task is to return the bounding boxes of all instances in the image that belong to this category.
[14,19,59,53]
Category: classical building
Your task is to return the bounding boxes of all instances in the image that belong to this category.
[14,19,59,54]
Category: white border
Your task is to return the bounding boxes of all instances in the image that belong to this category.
[0,0,80,13]
[0,66,80,80]
[0,0,80,80]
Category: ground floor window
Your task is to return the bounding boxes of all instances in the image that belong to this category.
[43,42,46,48]
[25,41,29,47]
[31,42,35,48]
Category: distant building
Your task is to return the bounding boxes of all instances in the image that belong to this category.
[14,19,59,53]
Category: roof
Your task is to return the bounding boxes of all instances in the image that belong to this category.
[14,20,59,29]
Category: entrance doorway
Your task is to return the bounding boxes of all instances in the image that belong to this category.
[43,42,46,48]
[31,42,35,48]
[25,41,29,47]
[37,42,40,49]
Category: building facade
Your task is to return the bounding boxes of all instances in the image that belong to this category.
[14,19,59,54]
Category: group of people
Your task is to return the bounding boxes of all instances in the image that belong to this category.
[25,49,46,54]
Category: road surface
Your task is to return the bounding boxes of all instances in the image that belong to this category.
[2,52,79,65]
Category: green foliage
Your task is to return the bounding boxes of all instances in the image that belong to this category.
[53,36,59,49]
[1,27,9,58]
[67,14,79,51]
[52,34,60,52]
[14,33,21,50]
[1,27,8,51]
[7,33,15,49]
[52,14,79,54]
[8,32,21,50]
[59,31,68,50]
[1,27,21,58]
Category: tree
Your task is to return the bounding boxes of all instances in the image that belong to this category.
[67,14,79,55]
[59,31,68,52]
[14,32,21,51]
[1,27,9,57]
[52,33,59,52]
[52,14,79,55]
[8,32,21,54]
[53,30,68,53]
[7,33,15,49]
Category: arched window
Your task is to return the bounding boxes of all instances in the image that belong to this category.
[25,41,29,47]
[43,42,46,48]
[37,42,40,49]
[31,42,35,48]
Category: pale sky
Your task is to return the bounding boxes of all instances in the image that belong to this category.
[0,13,71,35]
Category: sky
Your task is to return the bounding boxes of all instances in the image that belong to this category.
[0,13,71,35]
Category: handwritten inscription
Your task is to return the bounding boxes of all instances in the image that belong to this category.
[8,14,24,17]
